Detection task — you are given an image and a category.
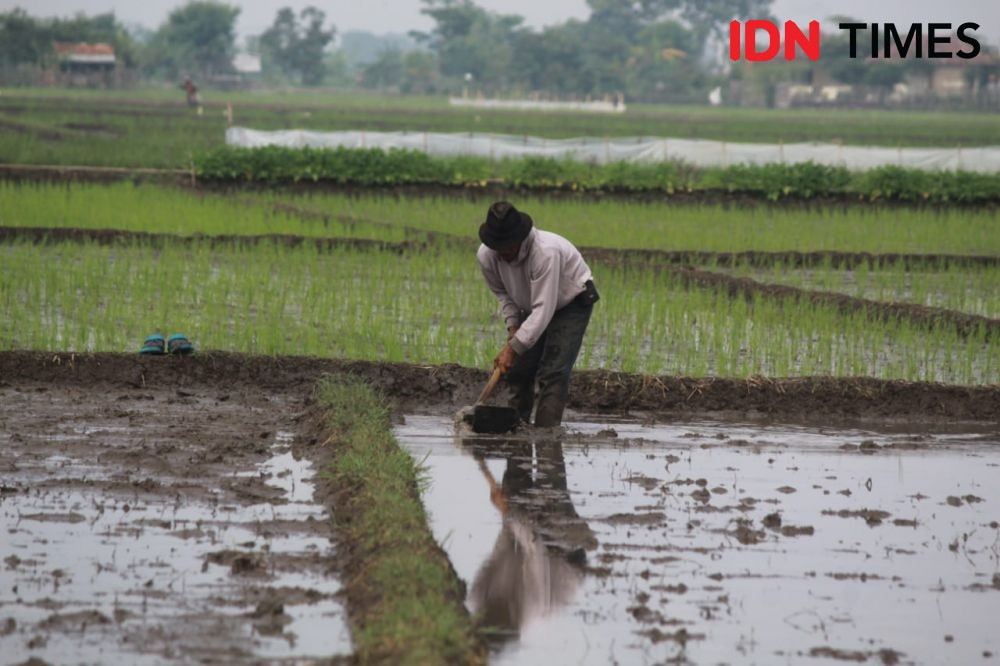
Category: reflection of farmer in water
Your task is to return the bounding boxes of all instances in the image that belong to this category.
[466,437,596,639]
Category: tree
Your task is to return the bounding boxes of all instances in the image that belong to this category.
[509,22,588,94]
[626,20,706,101]
[145,1,239,79]
[413,0,524,90]
[259,6,335,86]
[0,9,53,66]
[0,9,138,67]
[360,49,404,89]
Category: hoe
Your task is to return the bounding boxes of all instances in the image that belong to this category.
[464,366,519,434]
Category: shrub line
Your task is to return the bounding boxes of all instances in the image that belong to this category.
[193,146,1000,204]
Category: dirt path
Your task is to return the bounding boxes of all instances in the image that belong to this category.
[2,351,998,421]
[666,264,1000,340]
[0,378,352,664]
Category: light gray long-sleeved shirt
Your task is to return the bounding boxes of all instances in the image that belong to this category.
[478,228,593,355]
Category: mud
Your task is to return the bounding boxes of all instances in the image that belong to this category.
[397,414,1000,665]
[0,225,420,254]
[0,381,352,664]
[0,120,71,142]
[3,351,998,421]
[0,164,189,186]
[581,247,1000,270]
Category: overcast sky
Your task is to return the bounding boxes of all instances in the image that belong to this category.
[4,0,997,47]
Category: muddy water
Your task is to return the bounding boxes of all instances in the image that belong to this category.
[397,415,1000,665]
[0,384,351,664]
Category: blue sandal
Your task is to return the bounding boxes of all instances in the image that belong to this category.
[139,334,165,355]
[167,334,194,355]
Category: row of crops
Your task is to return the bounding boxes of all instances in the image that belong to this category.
[1,182,997,385]
[194,147,1000,203]
[4,182,999,254]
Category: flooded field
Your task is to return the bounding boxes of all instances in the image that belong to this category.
[397,414,1000,665]
[0,383,351,664]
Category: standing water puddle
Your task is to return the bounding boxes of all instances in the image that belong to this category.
[0,429,351,664]
[397,415,1000,665]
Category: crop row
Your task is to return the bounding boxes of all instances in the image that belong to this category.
[194,147,1000,203]
[0,240,994,384]
[6,182,997,257]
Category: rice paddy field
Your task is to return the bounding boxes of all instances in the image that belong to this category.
[2,88,1000,169]
[2,92,999,666]
[2,182,998,384]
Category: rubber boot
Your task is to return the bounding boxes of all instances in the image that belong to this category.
[533,394,567,428]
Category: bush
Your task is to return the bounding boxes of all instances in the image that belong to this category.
[195,147,1000,202]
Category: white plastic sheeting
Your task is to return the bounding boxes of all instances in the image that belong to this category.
[226,127,1000,172]
[448,97,626,113]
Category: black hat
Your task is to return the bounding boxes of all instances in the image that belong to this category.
[479,201,533,250]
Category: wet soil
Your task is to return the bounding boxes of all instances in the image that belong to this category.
[397,414,1000,665]
[0,380,352,664]
[0,225,419,254]
[0,164,189,186]
[2,351,998,421]
[581,247,1000,270]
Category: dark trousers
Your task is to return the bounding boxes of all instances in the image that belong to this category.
[505,300,593,427]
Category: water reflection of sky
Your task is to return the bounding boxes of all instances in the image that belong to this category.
[0,431,352,665]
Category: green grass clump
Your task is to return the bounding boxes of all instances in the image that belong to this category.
[195,146,1000,203]
[316,375,484,665]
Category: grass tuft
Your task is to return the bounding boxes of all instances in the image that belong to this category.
[315,375,484,666]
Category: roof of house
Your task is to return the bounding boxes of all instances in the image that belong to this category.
[53,42,116,64]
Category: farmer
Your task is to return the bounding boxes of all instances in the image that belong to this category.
[181,77,199,107]
[478,201,599,427]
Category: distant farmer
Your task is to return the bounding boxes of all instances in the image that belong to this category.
[181,77,199,107]
[478,201,599,427]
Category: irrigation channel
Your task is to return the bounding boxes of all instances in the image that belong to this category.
[397,414,1000,665]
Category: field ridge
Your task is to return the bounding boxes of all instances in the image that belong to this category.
[3,351,996,420]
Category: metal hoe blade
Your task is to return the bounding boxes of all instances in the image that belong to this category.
[471,405,519,434]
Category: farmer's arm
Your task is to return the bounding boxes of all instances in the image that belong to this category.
[508,253,560,355]
[479,256,522,331]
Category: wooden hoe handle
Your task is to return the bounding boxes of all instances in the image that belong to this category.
[477,366,503,405]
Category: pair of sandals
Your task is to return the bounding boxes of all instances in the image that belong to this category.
[140,334,194,355]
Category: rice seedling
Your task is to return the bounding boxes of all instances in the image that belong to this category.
[0,182,413,243]
[1,240,995,385]
[276,191,1000,255]
[722,261,1000,319]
